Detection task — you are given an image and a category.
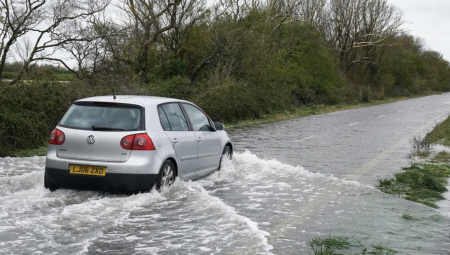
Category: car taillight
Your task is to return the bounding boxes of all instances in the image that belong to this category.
[120,133,155,150]
[121,135,134,150]
[49,129,65,145]
[133,133,155,150]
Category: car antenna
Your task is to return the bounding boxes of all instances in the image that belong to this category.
[112,89,116,99]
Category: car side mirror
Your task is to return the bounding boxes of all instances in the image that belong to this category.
[214,122,224,131]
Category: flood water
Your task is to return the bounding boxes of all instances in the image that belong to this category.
[2,94,450,254]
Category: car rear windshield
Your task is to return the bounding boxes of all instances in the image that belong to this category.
[59,103,144,131]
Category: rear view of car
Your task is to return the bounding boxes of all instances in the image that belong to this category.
[44,96,233,194]
[45,100,162,193]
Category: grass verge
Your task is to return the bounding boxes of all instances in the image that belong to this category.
[309,236,397,255]
[425,115,450,146]
[377,116,450,209]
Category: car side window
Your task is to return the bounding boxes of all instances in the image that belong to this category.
[158,106,171,131]
[182,104,212,131]
[161,103,189,131]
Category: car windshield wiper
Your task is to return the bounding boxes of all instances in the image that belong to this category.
[91,126,124,131]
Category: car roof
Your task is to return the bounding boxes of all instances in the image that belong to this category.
[75,95,189,108]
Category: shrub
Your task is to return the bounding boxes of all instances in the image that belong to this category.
[2,72,16,79]
[0,77,146,156]
[193,79,296,123]
[0,80,71,156]
[149,76,192,99]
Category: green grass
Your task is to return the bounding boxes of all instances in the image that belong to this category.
[366,245,398,255]
[431,151,450,163]
[8,145,48,157]
[426,116,450,147]
[309,236,397,255]
[2,71,16,79]
[408,134,434,159]
[377,162,450,208]
[1,72,73,81]
[310,236,353,254]
[402,212,415,220]
[56,73,74,80]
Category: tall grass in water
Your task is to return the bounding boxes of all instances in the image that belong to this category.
[378,116,450,208]
[309,236,351,255]
[408,133,434,158]
[377,163,450,208]
[309,236,397,255]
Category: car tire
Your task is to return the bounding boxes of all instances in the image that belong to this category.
[218,145,232,170]
[44,173,59,192]
[155,160,176,190]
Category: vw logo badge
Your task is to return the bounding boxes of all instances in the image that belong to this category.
[87,135,95,145]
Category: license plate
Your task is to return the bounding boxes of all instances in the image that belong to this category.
[70,165,107,176]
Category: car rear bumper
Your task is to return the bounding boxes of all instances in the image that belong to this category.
[45,145,163,175]
[45,167,158,193]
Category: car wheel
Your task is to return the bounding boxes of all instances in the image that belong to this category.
[155,160,176,190]
[219,145,232,170]
[44,173,59,192]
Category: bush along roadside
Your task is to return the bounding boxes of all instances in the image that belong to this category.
[0,77,142,157]
[377,117,450,208]
[0,80,71,157]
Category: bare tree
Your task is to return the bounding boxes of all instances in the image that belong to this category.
[92,0,183,81]
[314,0,404,74]
[213,0,326,36]
[264,0,327,36]
[52,24,111,80]
[12,35,33,67]
[214,0,254,22]
[161,0,206,57]
[0,0,110,84]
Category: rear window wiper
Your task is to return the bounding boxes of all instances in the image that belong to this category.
[91,126,124,131]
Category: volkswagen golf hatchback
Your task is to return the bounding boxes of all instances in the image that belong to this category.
[44,96,233,193]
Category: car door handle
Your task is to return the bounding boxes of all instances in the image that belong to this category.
[197,137,202,142]
[172,138,179,144]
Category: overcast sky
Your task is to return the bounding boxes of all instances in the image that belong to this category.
[388,0,450,61]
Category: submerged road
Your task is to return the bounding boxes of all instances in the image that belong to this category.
[1,94,450,254]
[228,93,450,185]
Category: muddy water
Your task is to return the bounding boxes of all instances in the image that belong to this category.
[1,94,450,254]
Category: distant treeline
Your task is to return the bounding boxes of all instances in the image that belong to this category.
[2,63,72,80]
[1,0,450,155]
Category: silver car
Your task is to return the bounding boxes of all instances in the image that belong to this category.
[44,96,233,193]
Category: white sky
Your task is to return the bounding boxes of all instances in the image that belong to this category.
[388,0,450,61]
